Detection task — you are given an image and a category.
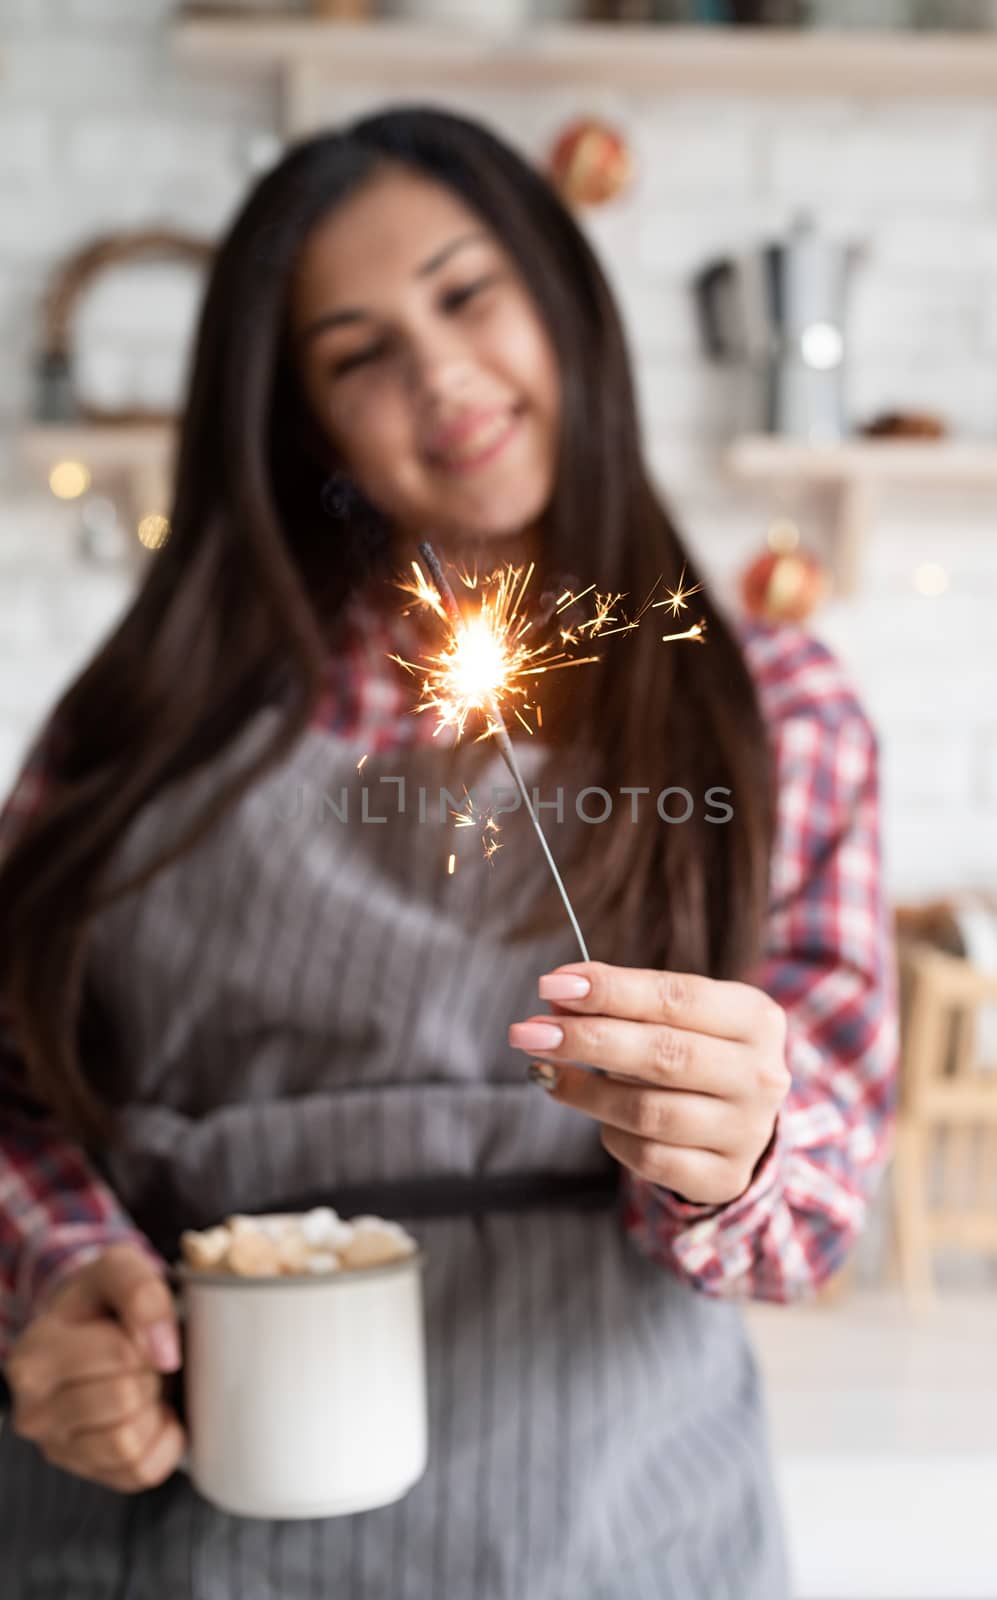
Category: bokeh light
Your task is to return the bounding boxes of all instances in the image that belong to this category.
[913,562,949,596]
[49,460,91,500]
[137,512,170,549]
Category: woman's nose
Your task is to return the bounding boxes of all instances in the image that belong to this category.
[404,334,478,411]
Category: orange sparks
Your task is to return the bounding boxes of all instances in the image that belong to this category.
[392,559,627,740]
[447,853,456,876]
[393,558,706,744]
[661,619,708,645]
[451,787,481,830]
[451,789,504,863]
[650,565,703,620]
[356,753,368,774]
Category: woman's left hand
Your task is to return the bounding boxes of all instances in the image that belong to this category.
[508,961,792,1208]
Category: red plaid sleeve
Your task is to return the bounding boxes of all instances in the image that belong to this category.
[0,719,158,1364]
[621,622,898,1301]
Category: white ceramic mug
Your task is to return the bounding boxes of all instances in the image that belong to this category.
[177,1251,428,1519]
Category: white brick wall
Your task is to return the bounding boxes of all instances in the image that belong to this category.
[766,105,992,212]
[0,3,995,900]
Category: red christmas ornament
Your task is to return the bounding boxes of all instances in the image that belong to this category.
[546,118,633,208]
[740,546,829,625]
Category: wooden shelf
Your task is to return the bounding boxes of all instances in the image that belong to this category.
[173,20,997,134]
[17,425,176,554]
[726,436,997,594]
[728,435,997,488]
[25,425,995,486]
[17,422,174,475]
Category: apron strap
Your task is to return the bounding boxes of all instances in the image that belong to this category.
[271,1168,621,1222]
[145,1168,620,1260]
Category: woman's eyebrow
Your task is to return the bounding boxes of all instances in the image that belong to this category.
[414,229,488,279]
[297,230,489,346]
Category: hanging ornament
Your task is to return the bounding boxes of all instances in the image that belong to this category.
[546,117,634,209]
[739,518,829,625]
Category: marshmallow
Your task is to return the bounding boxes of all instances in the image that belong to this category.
[227,1229,281,1277]
[306,1251,341,1274]
[224,1214,261,1236]
[256,1213,302,1241]
[179,1209,416,1277]
[180,1226,229,1270]
[339,1226,414,1270]
[276,1231,312,1274]
[301,1207,355,1250]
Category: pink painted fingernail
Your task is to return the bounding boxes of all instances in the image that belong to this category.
[509,1021,564,1052]
[538,973,590,1001]
[145,1320,181,1373]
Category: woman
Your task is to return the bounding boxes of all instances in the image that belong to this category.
[0,108,896,1598]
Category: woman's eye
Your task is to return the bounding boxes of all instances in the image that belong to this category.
[443,274,499,312]
[331,344,385,378]
[326,276,500,377]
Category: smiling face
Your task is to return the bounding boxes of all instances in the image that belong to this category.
[288,164,561,562]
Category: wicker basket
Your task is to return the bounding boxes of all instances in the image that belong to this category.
[40,228,214,426]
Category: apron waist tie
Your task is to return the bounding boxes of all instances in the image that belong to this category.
[136,1169,621,1269]
[264,1168,621,1223]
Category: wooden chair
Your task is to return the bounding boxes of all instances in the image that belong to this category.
[892,939,997,1304]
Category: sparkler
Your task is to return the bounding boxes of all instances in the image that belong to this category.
[392,548,608,741]
[393,542,708,963]
[414,541,591,961]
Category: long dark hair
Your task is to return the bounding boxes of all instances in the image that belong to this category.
[0,107,773,1143]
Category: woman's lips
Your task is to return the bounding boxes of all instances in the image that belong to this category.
[427,410,521,474]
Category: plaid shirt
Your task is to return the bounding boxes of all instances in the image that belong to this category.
[0,602,897,1359]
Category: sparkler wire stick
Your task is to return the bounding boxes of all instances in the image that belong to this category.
[417,541,590,963]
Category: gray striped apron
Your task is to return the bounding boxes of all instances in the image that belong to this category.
[2,707,789,1599]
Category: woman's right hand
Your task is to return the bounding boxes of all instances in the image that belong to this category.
[6,1243,186,1492]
